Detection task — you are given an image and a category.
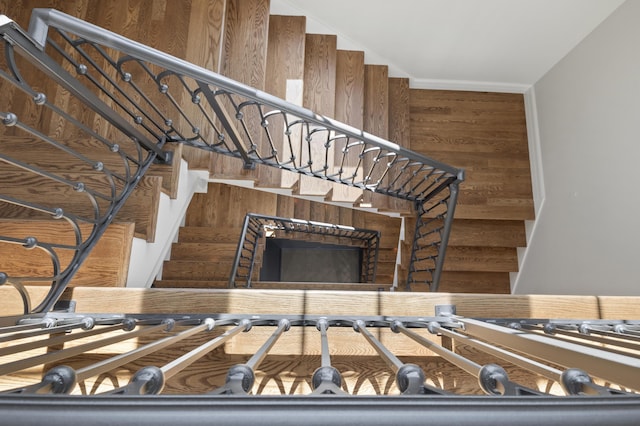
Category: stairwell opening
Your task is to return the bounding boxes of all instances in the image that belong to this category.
[260,238,362,283]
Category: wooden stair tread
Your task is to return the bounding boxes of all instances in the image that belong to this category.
[170,242,238,261]
[330,49,365,203]
[209,0,270,181]
[443,246,518,272]
[0,220,134,287]
[296,33,337,197]
[361,64,390,210]
[0,168,161,242]
[448,219,527,247]
[178,227,243,243]
[258,14,306,189]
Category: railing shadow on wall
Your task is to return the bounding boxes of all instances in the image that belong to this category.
[0,8,463,316]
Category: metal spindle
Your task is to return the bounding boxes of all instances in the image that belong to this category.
[212,319,289,395]
[311,318,344,394]
[0,319,177,376]
[354,320,444,395]
[459,318,640,392]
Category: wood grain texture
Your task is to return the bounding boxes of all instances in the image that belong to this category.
[443,246,518,272]
[210,0,270,180]
[0,287,605,319]
[148,143,183,199]
[409,89,533,221]
[298,34,337,196]
[387,77,414,214]
[362,64,390,209]
[448,219,526,247]
[0,167,161,242]
[331,50,365,203]
[260,14,306,188]
[0,220,134,287]
[180,0,227,169]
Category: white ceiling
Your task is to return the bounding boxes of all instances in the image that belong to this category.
[271,0,625,91]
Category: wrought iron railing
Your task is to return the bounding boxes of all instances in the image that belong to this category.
[1,307,639,423]
[0,8,463,315]
[229,213,380,288]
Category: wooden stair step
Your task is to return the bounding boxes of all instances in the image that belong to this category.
[0,220,134,287]
[361,64,390,211]
[386,77,414,215]
[148,143,183,199]
[398,272,510,294]
[179,0,226,170]
[375,262,397,275]
[153,280,229,289]
[377,248,398,263]
[438,271,511,294]
[170,243,238,261]
[257,14,307,189]
[373,274,395,284]
[448,219,527,247]
[296,33,337,197]
[210,0,270,181]
[161,260,235,281]
[330,49,365,203]
[178,227,242,243]
[0,168,161,242]
[1,137,180,202]
[442,246,518,272]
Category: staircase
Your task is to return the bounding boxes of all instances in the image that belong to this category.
[0,0,532,297]
[5,2,640,419]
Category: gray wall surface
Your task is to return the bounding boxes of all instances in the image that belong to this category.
[514,0,640,295]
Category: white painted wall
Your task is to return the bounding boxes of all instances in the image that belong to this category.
[513,0,640,295]
[126,162,208,288]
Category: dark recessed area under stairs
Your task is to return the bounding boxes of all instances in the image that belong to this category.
[260,238,362,283]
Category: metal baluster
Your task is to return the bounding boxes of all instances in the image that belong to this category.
[403,321,547,396]
[0,319,176,377]
[353,320,446,395]
[458,318,640,392]
[212,319,290,395]
[311,318,345,394]
[102,319,251,395]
